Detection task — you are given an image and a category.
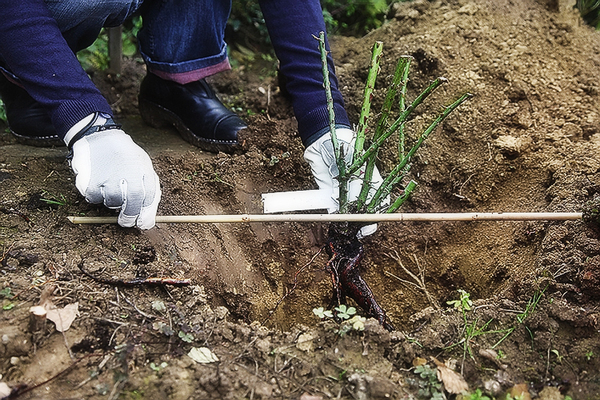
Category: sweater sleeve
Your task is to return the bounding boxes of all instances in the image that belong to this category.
[0,0,113,138]
[258,0,351,147]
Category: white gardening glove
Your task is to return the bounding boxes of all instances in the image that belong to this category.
[65,113,161,229]
[304,128,385,237]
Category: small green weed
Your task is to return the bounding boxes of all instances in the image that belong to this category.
[551,349,564,363]
[40,190,68,207]
[0,287,14,299]
[413,364,444,400]
[463,388,491,400]
[445,289,513,370]
[492,286,547,349]
[334,304,356,320]
[149,362,168,372]
[178,331,194,343]
[312,305,366,336]
[1,287,15,311]
[313,307,333,319]
[447,289,472,315]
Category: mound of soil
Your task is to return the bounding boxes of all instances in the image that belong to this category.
[2,0,600,398]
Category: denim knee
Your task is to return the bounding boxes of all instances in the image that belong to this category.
[44,0,143,50]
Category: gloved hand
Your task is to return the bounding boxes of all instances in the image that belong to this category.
[66,113,161,229]
[304,128,385,237]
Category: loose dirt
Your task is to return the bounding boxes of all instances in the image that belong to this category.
[2,0,600,398]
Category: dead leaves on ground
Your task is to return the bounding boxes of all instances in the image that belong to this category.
[29,284,80,333]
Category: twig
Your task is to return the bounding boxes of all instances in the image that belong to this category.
[0,206,32,224]
[121,292,156,320]
[3,354,102,399]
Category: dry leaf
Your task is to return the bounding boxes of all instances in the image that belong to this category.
[0,382,11,397]
[45,302,79,332]
[188,347,219,364]
[412,357,428,367]
[299,393,323,400]
[510,383,532,400]
[432,357,469,394]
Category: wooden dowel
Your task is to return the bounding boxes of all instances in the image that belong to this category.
[67,212,583,225]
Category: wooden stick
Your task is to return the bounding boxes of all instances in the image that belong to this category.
[67,212,582,225]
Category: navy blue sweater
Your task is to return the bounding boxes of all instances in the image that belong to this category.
[0,0,350,146]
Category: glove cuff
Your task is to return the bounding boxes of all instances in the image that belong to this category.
[65,112,122,150]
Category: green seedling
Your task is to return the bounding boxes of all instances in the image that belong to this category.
[447,289,473,314]
[463,388,491,400]
[313,307,334,319]
[313,305,364,336]
[0,287,14,299]
[40,190,68,207]
[1,287,15,311]
[445,289,513,370]
[151,300,166,313]
[492,286,547,349]
[178,331,194,343]
[149,362,168,372]
[551,349,564,363]
[585,350,594,361]
[212,173,233,187]
[334,304,356,320]
[413,364,444,400]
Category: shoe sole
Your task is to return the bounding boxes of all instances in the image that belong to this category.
[10,130,64,148]
[139,97,241,154]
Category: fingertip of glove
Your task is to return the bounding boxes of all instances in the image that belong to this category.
[357,223,378,239]
[118,213,137,228]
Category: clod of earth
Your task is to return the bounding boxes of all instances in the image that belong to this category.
[582,196,600,225]
[325,222,394,331]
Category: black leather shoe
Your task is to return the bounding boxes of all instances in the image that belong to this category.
[0,73,63,147]
[138,73,246,154]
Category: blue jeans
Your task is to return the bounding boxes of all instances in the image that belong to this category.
[45,0,232,83]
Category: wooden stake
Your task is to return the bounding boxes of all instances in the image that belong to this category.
[67,212,582,225]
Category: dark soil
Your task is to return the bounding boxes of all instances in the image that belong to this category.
[2,0,600,398]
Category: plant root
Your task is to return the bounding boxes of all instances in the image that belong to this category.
[325,223,394,331]
[78,260,191,286]
[385,250,440,310]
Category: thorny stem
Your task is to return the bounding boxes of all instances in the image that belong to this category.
[354,42,383,211]
[316,31,348,212]
[387,180,418,214]
[347,76,449,177]
[396,57,411,160]
[353,41,383,158]
[356,54,410,211]
[367,92,473,212]
[314,37,472,218]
